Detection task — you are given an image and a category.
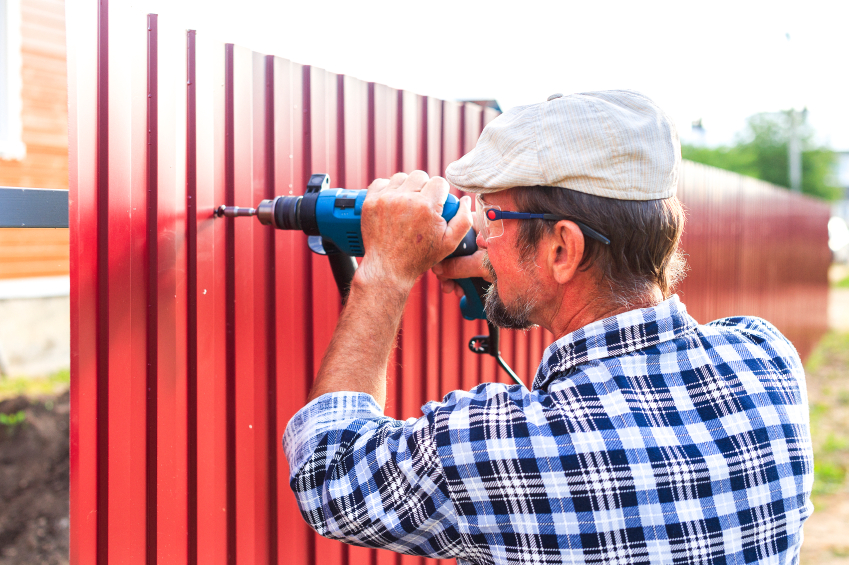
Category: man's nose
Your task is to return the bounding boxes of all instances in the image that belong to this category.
[476,231,488,249]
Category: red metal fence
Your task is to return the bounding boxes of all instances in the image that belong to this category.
[67,3,831,564]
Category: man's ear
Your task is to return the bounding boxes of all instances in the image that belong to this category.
[547,220,585,284]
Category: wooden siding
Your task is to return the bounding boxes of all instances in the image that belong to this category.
[0,0,69,280]
[0,226,69,278]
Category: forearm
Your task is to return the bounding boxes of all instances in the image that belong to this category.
[303,171,471,407]
[306,272,412,408]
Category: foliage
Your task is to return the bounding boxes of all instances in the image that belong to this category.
[0,409,27,437]
[0,368,70,400]
[682,111,841,201]
[805,331,849,501]
[0,409,26,426]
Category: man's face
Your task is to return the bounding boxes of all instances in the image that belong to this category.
[476,189,543,330]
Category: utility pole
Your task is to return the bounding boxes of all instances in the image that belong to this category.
[788,109,802,193]
[787,108,808,193]
[785,33,804,194]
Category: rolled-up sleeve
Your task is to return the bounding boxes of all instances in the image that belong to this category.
[282,392,465,559]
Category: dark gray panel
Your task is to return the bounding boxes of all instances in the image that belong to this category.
[0,187,69,228]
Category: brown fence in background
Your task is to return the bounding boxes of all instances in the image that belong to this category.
[67,3,831,564]
[677,160,830,358]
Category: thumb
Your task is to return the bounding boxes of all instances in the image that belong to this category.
[434,251,491,282]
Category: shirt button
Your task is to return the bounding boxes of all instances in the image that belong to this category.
[547,93,563,101]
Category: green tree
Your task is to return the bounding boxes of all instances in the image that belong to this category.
[682,112,840,201]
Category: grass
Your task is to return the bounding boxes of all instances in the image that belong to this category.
[830,263,849,288]
[0,368,70,401]
[805,331,849,502]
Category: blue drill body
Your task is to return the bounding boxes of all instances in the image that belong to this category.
[313,188,462,255]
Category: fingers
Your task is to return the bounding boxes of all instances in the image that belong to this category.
[368,171,452,222]
[439,280,465,297]
[431,249,492,283]
[369,171,436,198]
[367,177,391,195]
[397,170,430,192]
[439,279,456,295]
[420,176,450,214]
[368,171,411,195]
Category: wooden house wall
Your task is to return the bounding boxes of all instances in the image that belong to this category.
[0,0,69,280]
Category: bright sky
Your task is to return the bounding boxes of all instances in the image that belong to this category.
[138,0,849,151]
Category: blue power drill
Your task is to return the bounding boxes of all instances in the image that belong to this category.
[217,173,488,320]
[217,173,524,386]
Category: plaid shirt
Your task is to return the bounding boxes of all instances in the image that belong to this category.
[282,296,813,564]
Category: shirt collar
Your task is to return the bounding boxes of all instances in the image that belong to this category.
[533,295,697,390]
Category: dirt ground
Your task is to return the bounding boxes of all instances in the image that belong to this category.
[0,391,69,564]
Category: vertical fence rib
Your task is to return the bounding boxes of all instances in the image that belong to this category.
[193,28,228,565]
[367,83,375,183]
[67,0,99,560]
[95,1,110,562]
[300,63,317,565]
[223,43,237,565]
[145,13,159,565]
[337,74,346,186]
[185,27,198,565]
[271,56,313,565]
[264,54,279,565]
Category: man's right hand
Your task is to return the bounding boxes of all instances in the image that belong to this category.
[431,249,493,297]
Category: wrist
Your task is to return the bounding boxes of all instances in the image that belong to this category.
[352,259,418,297]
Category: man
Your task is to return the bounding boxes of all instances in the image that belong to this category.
[282,90,813,564]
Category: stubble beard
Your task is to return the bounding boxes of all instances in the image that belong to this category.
[481,253,539,331]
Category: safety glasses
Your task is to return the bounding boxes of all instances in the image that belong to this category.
[475,194,610,245]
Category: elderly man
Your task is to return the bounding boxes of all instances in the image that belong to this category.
[282,90,813,565]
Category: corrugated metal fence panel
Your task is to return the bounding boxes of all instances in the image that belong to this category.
[68,4,830,564]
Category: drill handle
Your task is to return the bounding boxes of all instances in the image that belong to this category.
[446,228,478,259]
[328,251,358,305]
[456,277,489,320]
[444,228,488,320]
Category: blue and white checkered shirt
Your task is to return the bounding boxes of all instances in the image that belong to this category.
[282,296,813,564]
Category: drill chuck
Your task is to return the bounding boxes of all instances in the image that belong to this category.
[255,195,302,231]
[220,195,310,232]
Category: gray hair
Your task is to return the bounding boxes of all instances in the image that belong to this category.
[512,187,688,310]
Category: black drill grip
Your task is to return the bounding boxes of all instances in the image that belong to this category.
[447,228,478,258]
[326,246,358,306]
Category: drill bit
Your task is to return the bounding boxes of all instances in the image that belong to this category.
[216,205,256,218]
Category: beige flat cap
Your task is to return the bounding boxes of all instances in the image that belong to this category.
[445,90,680,200]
